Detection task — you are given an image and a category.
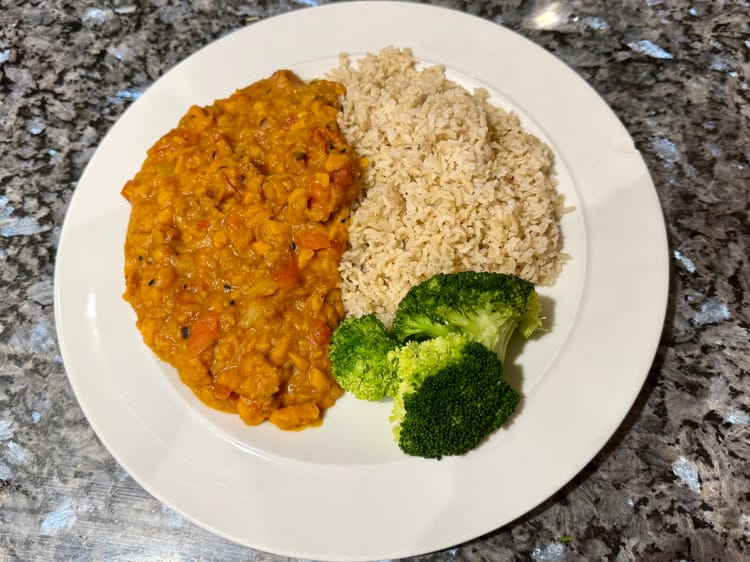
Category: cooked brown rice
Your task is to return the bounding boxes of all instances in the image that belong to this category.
[329,47,568,326]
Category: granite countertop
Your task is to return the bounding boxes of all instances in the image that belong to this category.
[1,0,748,560]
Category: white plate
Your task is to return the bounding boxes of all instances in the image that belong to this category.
[54,2,668,560]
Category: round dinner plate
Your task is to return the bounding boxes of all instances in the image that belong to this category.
[54,2,669,560]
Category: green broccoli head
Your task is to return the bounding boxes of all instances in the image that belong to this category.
[329,314,400,400]
[389,333,520,459]
[391,272,543,363]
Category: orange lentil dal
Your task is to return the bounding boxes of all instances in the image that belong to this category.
[121,70,362,430]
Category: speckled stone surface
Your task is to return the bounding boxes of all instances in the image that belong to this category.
[1,0,748,560]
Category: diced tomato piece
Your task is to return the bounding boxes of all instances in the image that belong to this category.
[330,162,353,188]
[309,319,331,348]
[295,228,330,250]
[186,312,221,357]
[272,254,299,290]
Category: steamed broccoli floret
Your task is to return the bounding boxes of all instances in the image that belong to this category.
[327,271,540,460]
[389,332,520,459]
[329,314,400,400]
[391,272,543,363]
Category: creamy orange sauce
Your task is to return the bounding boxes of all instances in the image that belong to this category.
[122,70,361,430]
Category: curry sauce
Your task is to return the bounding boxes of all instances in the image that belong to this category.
[122,70,361,430]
